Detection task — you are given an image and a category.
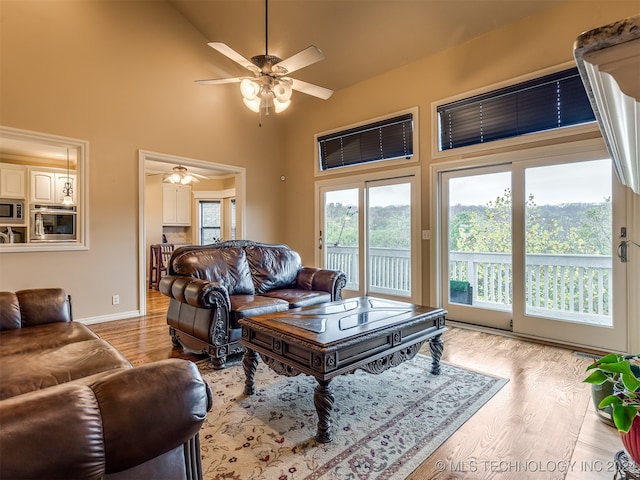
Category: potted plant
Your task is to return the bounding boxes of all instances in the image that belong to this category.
[584,353,640,465]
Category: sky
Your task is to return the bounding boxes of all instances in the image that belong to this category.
[323,159,612,209]
[325,183,411,208]
[449,159,612,206]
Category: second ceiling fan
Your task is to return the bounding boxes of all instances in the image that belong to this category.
[196,0,333,116]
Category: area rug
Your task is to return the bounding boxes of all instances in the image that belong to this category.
[197,354,507,480]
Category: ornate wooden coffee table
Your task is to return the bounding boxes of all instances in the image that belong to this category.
[239,296,447,443]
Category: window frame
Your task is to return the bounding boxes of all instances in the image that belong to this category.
[314,107,420,177]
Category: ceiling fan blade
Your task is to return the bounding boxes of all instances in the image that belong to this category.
[195,77,243,85]
[274,46,325,75]
[207,42,260,73]
[291,78,334,100]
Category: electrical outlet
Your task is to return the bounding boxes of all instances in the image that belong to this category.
[422,230,431,240]
[112,295,120,305]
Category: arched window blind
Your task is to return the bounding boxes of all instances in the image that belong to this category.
[437,67,595,151]
[318,113,414,171]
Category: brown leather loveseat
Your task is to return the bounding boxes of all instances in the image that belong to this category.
[159,240,347,369]
[0,288,212,480]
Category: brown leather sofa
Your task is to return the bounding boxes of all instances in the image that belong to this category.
[0,288,213,480]
[159,240,347,369]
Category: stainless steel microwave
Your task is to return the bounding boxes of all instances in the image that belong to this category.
[30,204,77,242]
[0,199,25,224]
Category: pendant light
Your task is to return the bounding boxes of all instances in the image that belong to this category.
[61,148,73,205]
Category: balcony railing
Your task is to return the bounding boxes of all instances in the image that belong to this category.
[326,246,613,325]
[327,246,411,296]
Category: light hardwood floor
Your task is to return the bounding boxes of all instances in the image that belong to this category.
[89,289,622,480]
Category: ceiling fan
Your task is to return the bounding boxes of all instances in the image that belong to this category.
[195,0,333,116]
[163,165,208,185]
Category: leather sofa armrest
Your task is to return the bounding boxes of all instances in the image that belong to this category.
[0,359,212,479]
[160,275,231,309]
[92,359,212,474]
[295,267,347,301]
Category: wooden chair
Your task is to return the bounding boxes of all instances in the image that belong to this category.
[149,244,174,289]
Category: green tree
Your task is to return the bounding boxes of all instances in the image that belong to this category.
[453,189,612,255]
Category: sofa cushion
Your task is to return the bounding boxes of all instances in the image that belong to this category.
[229,295,289,328]
[0,339,131,401]
[171,247,255,295]
[263,289,332,308]
[16,288,72,327]
[0,322,100,357]
[245,245,302,294]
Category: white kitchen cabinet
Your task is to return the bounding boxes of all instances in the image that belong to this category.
[0,164,26,198]
[163,184,191,225]
[30,170,77,204]
[30,171,56,203]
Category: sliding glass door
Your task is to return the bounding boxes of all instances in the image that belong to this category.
[512,158,626,350]
[441,166,513,330]
[440,153,627,351]
[318,169,421,303]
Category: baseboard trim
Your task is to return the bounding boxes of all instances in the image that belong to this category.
[79,310,141,325]
[446,319,610,356]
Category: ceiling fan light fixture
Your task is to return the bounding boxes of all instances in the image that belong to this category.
[164,165,204,185]
[197,0,332,121]
[273,98,291,113]
[243,96,261,112]
[240,78,260,100]
[273,78,293,102]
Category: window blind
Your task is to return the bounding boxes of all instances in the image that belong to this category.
[437,68,595,151]
[318,113,414,171]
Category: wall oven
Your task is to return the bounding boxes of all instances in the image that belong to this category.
[30,204,77,242]
[0,199,25,224]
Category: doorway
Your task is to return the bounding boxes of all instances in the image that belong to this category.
[138,150,246,316]
[316,167,421,304]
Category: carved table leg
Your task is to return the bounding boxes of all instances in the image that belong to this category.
[429,334,444,375]
[313,379,335,443]
[211,354,227,370]
[242,348,258,395]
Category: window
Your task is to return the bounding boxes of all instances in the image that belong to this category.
[437,67,595,151]
[317,112,414,172]
[199,201,221,244]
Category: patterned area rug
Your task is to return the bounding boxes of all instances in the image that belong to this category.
[197,354,507,480]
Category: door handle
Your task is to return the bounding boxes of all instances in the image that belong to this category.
[617,241,627,263]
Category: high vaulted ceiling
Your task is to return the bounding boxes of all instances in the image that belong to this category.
[170,0,570,93]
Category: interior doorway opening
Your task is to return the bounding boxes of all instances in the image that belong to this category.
[138,150,246,316]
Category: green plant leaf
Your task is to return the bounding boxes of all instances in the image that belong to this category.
[583,370,609,385]
[598,360,634,376]
[599,394,623,408]
[598,353,623,364]
[611,404,638,433]
[622,373,640,392]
